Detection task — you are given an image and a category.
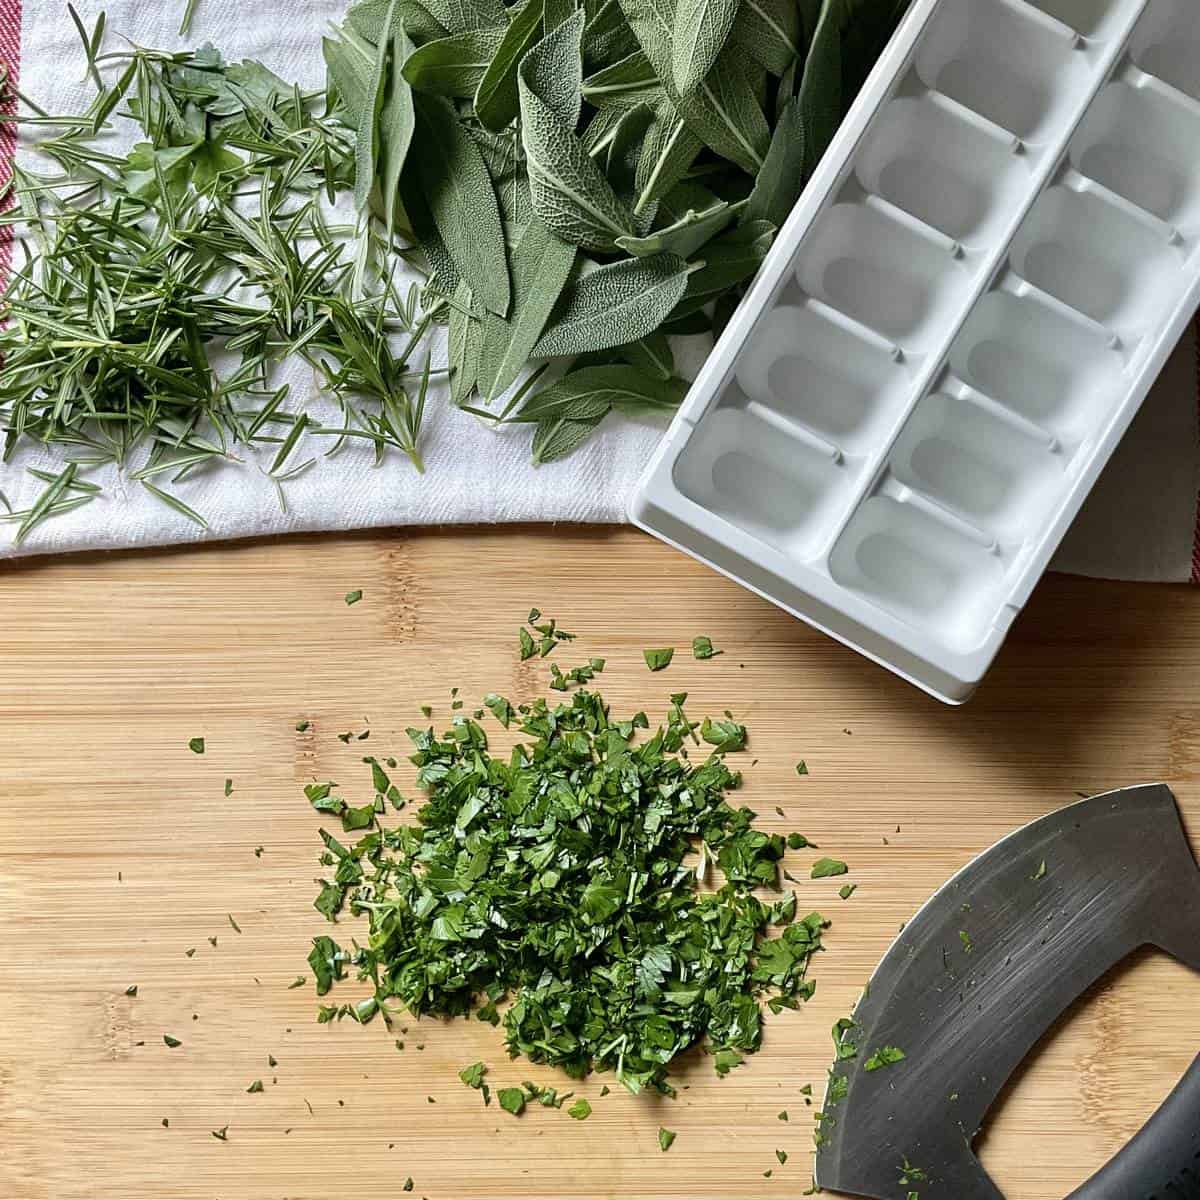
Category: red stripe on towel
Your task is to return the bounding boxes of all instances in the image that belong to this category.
[0,0,21,282]
[1192,313,1200,583]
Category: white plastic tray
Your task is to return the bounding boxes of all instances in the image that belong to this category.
[630,0,1200,703]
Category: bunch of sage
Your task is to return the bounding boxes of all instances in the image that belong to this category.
[328,0,910,460]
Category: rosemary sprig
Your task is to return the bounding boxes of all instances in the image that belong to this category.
[0,32,431,542]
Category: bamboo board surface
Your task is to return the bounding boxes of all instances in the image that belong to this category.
[1,524,1198,1200]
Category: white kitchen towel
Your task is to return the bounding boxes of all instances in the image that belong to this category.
[2,0,1199,582]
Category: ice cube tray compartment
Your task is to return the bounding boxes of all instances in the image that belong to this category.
[914,0,1091,140]
[1009,182,1184,337]
[632,0,1200,703]
[793,200,973,350]
[1130,0,1200,102]
[1071,75,1200,232]
[854,92,1033,245]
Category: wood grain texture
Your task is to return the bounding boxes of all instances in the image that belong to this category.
[1,524,1197,1200]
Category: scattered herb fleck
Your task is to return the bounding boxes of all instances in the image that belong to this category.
[188,737,205,754]
[247,1080,264,1094]
[811,858,848,879]
[658,1127,676,1152]
[796,761,809,776]
[864,1046,906,1072]
[345,590,363,606]
[567,1098,592,1120]
[643,647,675,671]
[211,1126,228,1142]
[839,884,857,900]
[498,1087,526,1116]
[692,636,721,659]
[163,1035,181,1048]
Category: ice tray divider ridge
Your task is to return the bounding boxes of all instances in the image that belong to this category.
[995,270,1121,350]
[1060,165,1185,246]
[809,0,1153,564]
[939,373,1062,452]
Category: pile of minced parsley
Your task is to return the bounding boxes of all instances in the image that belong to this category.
[0,0,907,542]
[305,624,830,1096]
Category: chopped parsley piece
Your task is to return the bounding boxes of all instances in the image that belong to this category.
[658,1127,676,1152]
[777,1110,788,1121]
[246,1080,264,1093]
[344,590,363,606]
[838,883,857,900]
[796,761,809,776]
[642,647,674,671]
[211,1126,228,1141]
[163,1035,181,1048]
[811,858,848,879]
[188,737,205,754]
[497,1087,526,1116]
[692,636,721,659]
[864,1046,906,1072]
[1033,859,1047,880]
[295,720,311,732]
[125,985,138,997]
[776,1149,788,1165]
[224,778,233,796]
[787,832,809,850]
[458,1061,488,1089]
[959,930,973,954]
[403,1180,414,1193]
[567,1098,592,1120]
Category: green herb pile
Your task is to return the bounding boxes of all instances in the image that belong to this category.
[0,0,907,540]
[306,687,826,1094]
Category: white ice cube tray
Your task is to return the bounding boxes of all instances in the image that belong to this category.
[630,0,1200,703]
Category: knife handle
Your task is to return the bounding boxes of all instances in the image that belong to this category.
[1067,1055,1200,1200]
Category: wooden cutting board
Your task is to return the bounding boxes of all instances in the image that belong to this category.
[1,525,1198,1200]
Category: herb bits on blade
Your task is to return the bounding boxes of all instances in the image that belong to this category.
[303,670,827,1095]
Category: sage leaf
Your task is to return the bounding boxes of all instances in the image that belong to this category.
[633,98,703,216]
[355,4,395,215]
[520,6,584,128]
[684,217,773,296]
[597,102,655,208]
[743,94,804,229]
[399,158,462,295]
[797,0,842,178]
[672,0,740,98]
[448,282,484,405]
[544,0,579,33]
[519,13,636,250]
[616,189,738,256]
[533,252,692,356]
[514,363,685,421]
[619,330,674,380]
[474,0,546,132]
[731,0,800,76]
[582,50,660,109]
[479,217,577,401]
[532,409,609,463]
[347,0,449,42]
[582,0,640,64]
[412,92,511,315]
[422,0,507,34]
[617,0,768,173]
[402,26,507,96]
[379,26,416,238]
[322,25,376,127]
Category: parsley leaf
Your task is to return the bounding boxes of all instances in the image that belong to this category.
[811,858,848,879]
[864,1045,906,1071]
[643,647,675,671]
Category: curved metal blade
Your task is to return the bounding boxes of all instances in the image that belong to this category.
[814,784,1200,1199]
